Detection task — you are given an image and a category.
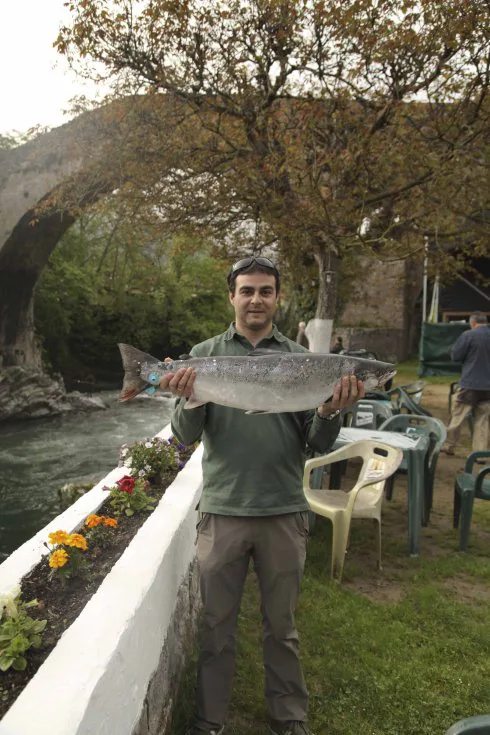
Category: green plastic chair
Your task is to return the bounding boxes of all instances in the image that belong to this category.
[400,379,426,404]
[342,399,395,430]
[445,715,490,734]
[379,414,447,524]
[453,451,490,550]
[388,386,433,417]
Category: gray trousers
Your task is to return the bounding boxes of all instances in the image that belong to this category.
[195,512,309,729]
[447,387,490,452]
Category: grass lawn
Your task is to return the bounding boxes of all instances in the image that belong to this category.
[173,361,490,735]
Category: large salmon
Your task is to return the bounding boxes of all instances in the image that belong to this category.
[118,343,396,414]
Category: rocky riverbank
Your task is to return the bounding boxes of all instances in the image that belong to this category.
[0,366,107,421]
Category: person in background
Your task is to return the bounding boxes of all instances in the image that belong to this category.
[442,312,490,460]
[295,320,309,348]
[330,336,344,354]
[160,255,365,735]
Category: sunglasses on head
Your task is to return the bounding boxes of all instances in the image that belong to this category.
[229,256,278,275]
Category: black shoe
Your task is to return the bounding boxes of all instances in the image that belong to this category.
[269,721,313,735]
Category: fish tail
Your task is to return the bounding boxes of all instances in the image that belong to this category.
[118,343,158,402]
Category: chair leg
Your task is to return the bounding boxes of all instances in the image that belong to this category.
[453,485,461,529]
[375,518,382,571]
[459,491,476,551]
[329,461,344,489]
[384,474,395,501]
[330,517,350,583]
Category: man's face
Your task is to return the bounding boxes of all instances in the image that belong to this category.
[229,272,279,332]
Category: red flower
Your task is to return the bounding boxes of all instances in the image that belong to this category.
[116,475,135,495]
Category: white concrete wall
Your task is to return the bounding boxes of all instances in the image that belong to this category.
[0,423,203,735]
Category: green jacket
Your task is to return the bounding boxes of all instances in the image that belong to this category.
[170,323,341,516]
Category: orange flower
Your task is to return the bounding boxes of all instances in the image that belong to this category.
[49,549,69,568]
[85,514,103,528]
[48,530,70,546]
[103,518,118,528]
[66,533,88,551]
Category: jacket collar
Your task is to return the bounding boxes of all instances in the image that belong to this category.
[224,322,287,343]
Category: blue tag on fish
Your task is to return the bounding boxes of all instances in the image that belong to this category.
[144,386,157,395]
[148,372,159,384]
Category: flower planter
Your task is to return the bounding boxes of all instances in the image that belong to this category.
[0,424,203,735]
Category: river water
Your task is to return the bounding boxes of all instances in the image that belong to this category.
[0,392,174,559]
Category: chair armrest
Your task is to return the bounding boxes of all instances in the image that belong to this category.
[303,442,367,488]
[465,451,490,473]
[445,714,490,734]
[475,466,490,494]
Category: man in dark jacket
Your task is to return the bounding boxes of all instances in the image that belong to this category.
[160,256,365,735]
[443,312,490,457]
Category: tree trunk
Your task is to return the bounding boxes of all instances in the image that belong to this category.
[314,248,339,320]
[304,248,340,353]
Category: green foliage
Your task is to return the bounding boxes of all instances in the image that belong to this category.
[0,595,47,673]
[106,475,156,517]
[120,436,179,483]
[34,209,231,381]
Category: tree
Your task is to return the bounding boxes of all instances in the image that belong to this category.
[56,0,490,327]
[34,206,231,379]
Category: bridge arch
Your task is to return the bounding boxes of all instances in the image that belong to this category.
[0,103,134,367]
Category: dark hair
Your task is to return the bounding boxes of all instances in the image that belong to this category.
[227,256,280,294]
[470,312,488,325]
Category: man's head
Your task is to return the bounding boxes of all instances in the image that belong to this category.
[469,312,488,328]
[227,256,280,334]
[227,256,280,295]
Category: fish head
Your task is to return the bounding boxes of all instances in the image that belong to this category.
[350,359,397,391]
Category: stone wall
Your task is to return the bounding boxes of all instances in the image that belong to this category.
[336,258,422,361]
[332,327,404,363]
[133,560,201,735]
[340,259,406,329]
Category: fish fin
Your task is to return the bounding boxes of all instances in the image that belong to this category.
[184,397,207,409]
[179,353,192,360]
[247,348,278,356]
[245,409,273,415]
[118,343,159,402]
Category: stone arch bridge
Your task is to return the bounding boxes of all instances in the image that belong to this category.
[0,95,181,368]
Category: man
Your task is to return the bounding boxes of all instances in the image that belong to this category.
[443,312,490,458]
[330,336,344,354]
[295,320,309,348]
[160,256,365,735]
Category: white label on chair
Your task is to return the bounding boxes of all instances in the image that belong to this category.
[366,468,385,481]
[366,458,385,482]
[357,411,374,426]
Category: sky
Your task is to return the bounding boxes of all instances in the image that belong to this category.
[0,0,99,135]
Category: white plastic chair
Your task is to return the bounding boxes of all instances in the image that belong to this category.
[303,440,403,582]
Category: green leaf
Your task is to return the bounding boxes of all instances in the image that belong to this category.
[0,656,15,672]
[12,656,27,671]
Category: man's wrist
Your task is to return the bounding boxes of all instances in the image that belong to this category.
[317,406,341,421]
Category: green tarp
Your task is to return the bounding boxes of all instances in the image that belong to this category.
[419,322,468,376]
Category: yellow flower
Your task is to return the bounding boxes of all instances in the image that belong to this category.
[103,518,118,528]
[49,549,69,568]
[48,530,70,546]
[66,533,88,551]
[85,514,103,528]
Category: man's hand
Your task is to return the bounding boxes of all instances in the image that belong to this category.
[317,375,365,418]
[159,359,196,399]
